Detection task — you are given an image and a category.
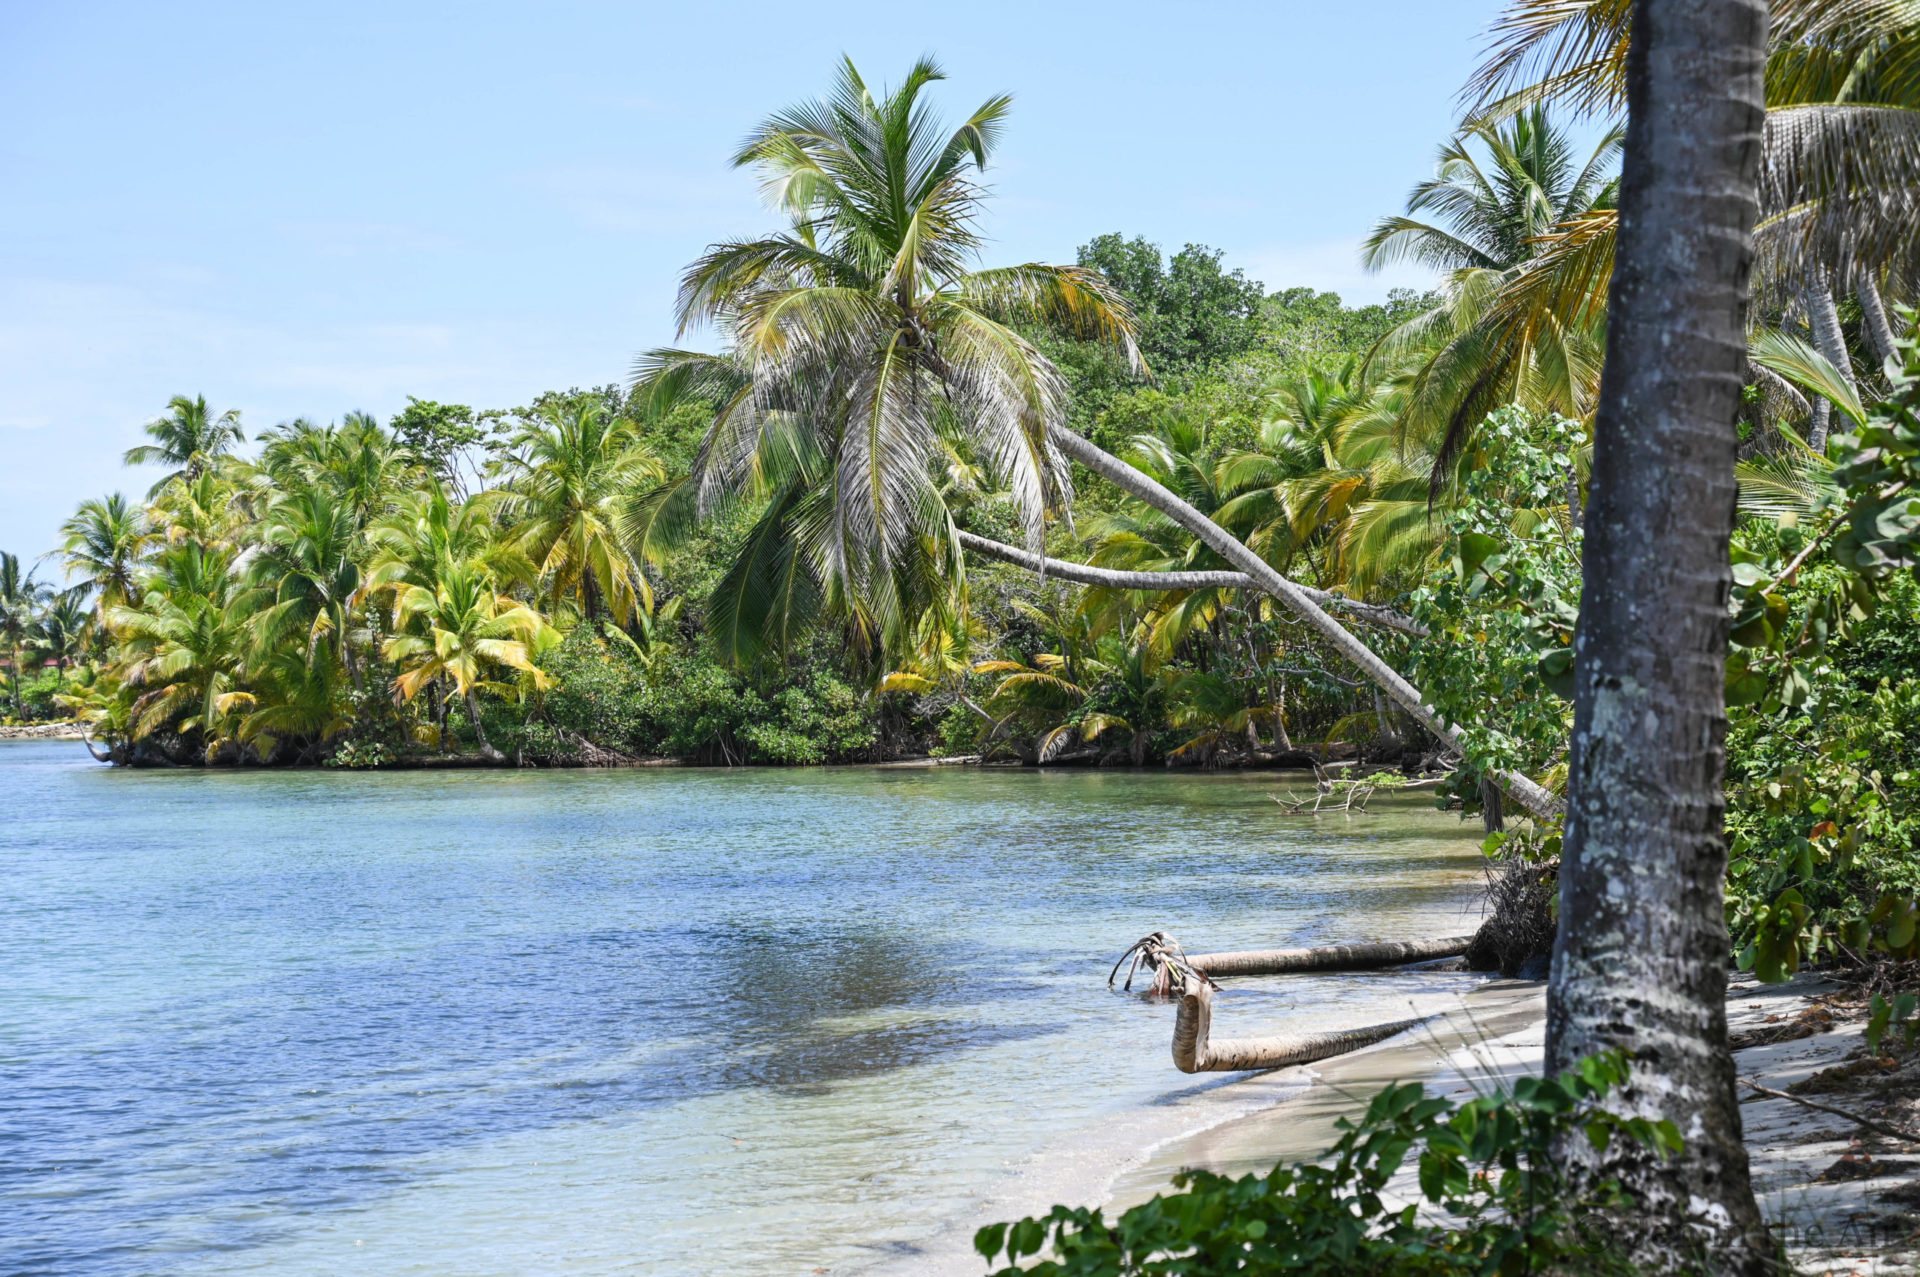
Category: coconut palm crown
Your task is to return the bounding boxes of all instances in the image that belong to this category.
[123,395,246,496]
[633,57,1142,661]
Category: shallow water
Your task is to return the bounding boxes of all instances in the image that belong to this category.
[2,741,1491,1275]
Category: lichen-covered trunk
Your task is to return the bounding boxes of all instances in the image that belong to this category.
[1552,0,1771,1268]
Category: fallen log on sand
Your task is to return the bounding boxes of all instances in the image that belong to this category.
[1189,935,1476,978]
[1171,974,1428,1073]
[1109,932,1477,995]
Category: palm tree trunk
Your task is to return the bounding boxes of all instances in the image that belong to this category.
[1171,974,1424,1073]
[7,646,20,720]
[1555,1,1770,1267]
[953,531,1429,636]
[1801,266,1853,453]
[1272,677,1293,752]
[463,688,504,763]
[1857,271,1900,370]
[1045,426,1561,820]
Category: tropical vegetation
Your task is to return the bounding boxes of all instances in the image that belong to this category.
[5,6,1918,1268]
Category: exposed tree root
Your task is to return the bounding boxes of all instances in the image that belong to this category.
[1739,1079,1920,1145]
[1171,974,1428,1073]
[1462,857,1559,978]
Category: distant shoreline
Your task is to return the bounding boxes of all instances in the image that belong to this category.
[3,732,1389,777]
[0,722,85,741]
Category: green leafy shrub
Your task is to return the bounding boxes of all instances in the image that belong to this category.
[977,1051,1671,1277]
[324,739,397,769]
[1403,406,1583,812]
[506,628,880,764]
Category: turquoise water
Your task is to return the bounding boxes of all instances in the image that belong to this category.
[2,740,1489,1275]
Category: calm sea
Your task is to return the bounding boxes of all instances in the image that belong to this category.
[1,740,1489,1275]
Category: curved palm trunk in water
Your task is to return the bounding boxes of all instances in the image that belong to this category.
[1043,425,1563,821]
[1171,974,1426,1073]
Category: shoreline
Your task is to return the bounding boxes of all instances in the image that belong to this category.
[0,722,85,740]
[878,970,1919,1276]
[871,977,1541,1276]
[4,732,1384,776]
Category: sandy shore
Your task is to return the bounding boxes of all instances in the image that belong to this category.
[0,722,85,740]
[882,969,1918,1276]
[876,977,1545,1276]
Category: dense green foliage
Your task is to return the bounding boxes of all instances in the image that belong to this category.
[4,53,1911,999]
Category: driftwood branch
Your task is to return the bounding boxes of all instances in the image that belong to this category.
[1739,1078,1920,1144]
[955,530,1430,637]
[1190,936,1475,978]
[1172,974,1426,1072]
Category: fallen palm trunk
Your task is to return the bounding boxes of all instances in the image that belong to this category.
[1110,932,1475,998]
[1045,425,1563,821]
[1172,974,1427,1073]
[953,530,1429,637]
[1189,935,1475,977]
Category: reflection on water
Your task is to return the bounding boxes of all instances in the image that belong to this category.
[1,743,1490,1275]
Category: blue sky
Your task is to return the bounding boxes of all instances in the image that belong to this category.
[1,0,1500,562]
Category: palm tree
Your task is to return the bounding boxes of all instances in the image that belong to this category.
[1454,0,1920,459]
[1,552,51,719]
[1361,107,1620,468]
[28,591,93,687]
[57,494,154,618]
[243,487,365,684]
[123,395,245,496]
[1363,107,1622,275]
[633,57,1141,661]
[235,646,351,762]
[256,412,420,537]
[1480,0,1777,1262]
[631,57,1563,817]
[150,470,248,549]
[367,486,528,602]
[108,545,253,757]
[494,398,661,625]
[383,559,552,762]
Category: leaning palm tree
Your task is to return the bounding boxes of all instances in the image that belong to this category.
[383,559,552,762]
[57,494,154,619]
[631,57,1141,662]
[123,395,245,496]
[494,398,662,625]
[636,57,1561,818]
